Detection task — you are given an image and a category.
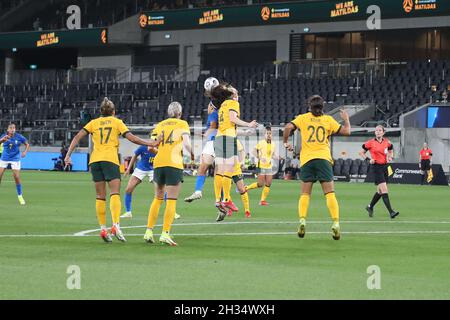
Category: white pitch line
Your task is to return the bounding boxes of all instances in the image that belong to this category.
[1,230,450,238]
[73,220,450,236]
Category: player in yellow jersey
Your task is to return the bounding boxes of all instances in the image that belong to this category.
[283,95,350,240]
[144,102,194,246]
[216,138,252,221]
[246,124,282,206]
[65,97,159,243]
[209,83,258,216]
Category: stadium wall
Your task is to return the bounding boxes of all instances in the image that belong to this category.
[81,14,450,74]
[78,47,133,70]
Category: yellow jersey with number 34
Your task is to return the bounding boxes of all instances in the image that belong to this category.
[290,112,341,166]
[151,118,190,169]
[83,116,130,166]
[217,100,240,138]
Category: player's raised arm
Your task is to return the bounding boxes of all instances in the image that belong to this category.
[337,109,351,136]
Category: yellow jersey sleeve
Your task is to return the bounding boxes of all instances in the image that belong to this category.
[327,116,342,135]
[116,119,130,136]
[226,100,240,115]
[290,114,303,129]
[180,121,190,136]
[83,120,94,134]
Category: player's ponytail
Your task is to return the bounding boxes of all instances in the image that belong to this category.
[100,97,115,116]
[308,95,325,117]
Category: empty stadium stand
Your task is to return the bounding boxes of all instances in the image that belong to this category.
[1,59,448,145]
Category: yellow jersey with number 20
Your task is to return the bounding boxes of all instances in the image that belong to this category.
[290,112,341,166]
[217,100,240,138]
[151,118,190,169]
[83,116,130,166]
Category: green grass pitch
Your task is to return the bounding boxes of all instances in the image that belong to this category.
[0,171,449,299]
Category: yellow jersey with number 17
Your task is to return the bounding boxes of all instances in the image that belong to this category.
[83,116,130,166]
[151,118,190,169]
[217,100,240,138]
[290,112,341,166]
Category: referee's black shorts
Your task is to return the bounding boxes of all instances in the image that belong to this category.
[420,159,431,171]
[371,164,388,185]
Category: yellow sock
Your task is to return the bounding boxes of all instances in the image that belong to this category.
[110,194,121,225]
[162,199,177,233]
[325,192,340,222]
[95,199,106,226]
[240,191,250,212]
[247,182,259,190]
[147,197,164,228]
[222,174,233,202]
[299,194,310,219]
[214,174,223,202]
[261,185,270,201]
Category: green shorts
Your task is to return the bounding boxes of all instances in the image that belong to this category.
[154,167,184,186]
[300,159,333,183]
[232,174,244,184]
[90,161,121,182]
[214,136,237,159]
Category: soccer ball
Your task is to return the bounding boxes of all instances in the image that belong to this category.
[192,169,198,176]
[204,77,219,92]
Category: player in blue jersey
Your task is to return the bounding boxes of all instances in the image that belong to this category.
[184,77,220,203]
[121,145,157,218]
[121,144,181,219]
[0,123,30,205]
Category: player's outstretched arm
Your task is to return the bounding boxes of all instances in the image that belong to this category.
[65,129,88,166]
[229,111,258,128]
[338,109,351,136]
[124,132,160,147]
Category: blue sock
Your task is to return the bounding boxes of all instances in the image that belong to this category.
[195,175,206,192]
[125,193,132,212]
[16,184,22,196]
[164,192,167,202]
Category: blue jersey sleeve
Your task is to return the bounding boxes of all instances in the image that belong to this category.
[211,111,219,123]
[18,134,27,144]
[134,146,147,156]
